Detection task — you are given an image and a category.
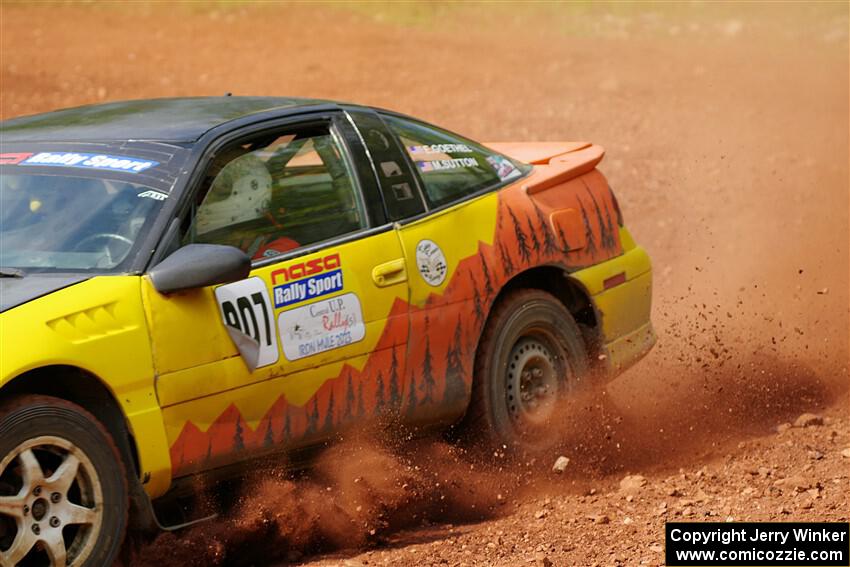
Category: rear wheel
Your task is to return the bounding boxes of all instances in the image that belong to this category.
[0,396,128,566]
[469,289,589,454]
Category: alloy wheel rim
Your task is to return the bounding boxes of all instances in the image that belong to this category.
[0,436,103,566]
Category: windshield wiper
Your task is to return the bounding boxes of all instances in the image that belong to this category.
[0,268,25,278]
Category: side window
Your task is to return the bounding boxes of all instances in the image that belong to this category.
[346,110,425,221]
[383,115,527,208]
[185,125,367,262]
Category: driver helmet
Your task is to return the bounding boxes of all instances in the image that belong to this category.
[195,153,272,235]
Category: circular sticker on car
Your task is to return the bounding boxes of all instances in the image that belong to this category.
[416,239,448,287]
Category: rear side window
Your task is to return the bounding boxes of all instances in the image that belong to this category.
[382,115,527,208]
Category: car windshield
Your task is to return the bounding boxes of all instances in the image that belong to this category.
[0,172,166,273]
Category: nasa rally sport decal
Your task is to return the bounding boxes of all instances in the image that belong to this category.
[214,277,279,372]
[0,153,33,165]
[415,239,448,286]
[270,253,343,309]
[277,293,366,361]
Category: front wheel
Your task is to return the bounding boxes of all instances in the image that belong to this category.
[0,395,128,566]
[468,289,589,454]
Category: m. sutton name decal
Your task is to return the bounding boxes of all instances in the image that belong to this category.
[277,293,366,361]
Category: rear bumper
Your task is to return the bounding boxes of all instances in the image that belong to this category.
[602,318,656,375]
[569,227,656,377]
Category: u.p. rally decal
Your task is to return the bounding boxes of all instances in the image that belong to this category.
[277,293,366,361]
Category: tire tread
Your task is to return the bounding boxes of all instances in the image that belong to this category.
[0,394,129,567]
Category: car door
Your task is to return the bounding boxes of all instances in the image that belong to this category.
[142,113,411,476]
[350,111,520,427]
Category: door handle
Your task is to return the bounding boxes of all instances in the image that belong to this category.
[372,259,407,287]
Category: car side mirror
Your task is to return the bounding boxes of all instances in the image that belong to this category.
[149,244,251,294]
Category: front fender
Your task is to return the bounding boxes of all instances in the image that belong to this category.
[0,276,172,498]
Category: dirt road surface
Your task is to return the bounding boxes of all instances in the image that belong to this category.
[2,3,848,566]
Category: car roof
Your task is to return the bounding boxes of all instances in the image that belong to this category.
[0,96,337,144]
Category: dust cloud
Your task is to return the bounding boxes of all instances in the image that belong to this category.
[129,438,513,566]
[130,345,840,567]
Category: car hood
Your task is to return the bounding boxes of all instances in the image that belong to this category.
[0,274,91,313]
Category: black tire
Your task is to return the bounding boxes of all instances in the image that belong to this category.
[0,395,128,567]
[468,289,589,454]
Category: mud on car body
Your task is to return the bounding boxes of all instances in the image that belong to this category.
[0,97,655,566]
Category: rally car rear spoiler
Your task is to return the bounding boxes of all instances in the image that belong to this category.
[485,141,605,194]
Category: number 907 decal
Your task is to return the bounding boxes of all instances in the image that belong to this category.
[214,277,279,372]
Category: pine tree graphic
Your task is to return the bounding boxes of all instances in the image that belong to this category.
[586,187,615,251]
[356,380,366,418]
[388,347,402,412]
[406,355,419,419]
[579,200,598,258]
[525,215,541,258]
[508,207,531,264]
[498,242,515,276]
[234,416,245,451]
[263,417,274,447]
[344,373,355,420]
[533,203,559,256]
[375,370,386,415]
[471,276,485,324]
[323,390,336,433]
[602,199,618,250]
[479,251,494,298]
[419,318,437,404]
[282,410,291,442]
[557,224,570,253]
[306,398,319,435]
[443,316,467,404]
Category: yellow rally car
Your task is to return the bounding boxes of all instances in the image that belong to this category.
[0,97,654,565]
